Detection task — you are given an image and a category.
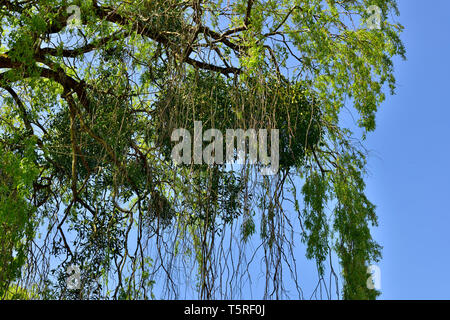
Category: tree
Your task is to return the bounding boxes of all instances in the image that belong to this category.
[0,0,404,300]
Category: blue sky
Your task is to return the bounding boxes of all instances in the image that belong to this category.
[360,0,450,299]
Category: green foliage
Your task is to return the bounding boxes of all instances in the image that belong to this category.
[154,71,322,170]
[0,0,404,300]
[0,137,39,297]
[301,172,330,276]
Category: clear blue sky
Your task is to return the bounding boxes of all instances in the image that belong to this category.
[361,0,450,299]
